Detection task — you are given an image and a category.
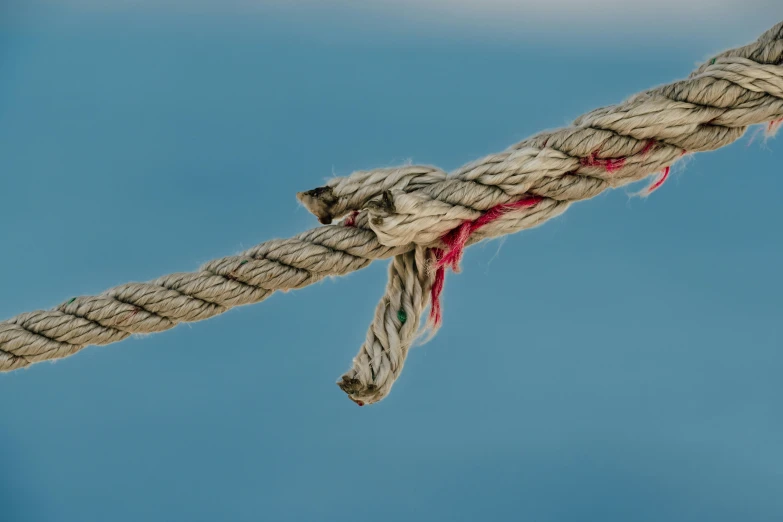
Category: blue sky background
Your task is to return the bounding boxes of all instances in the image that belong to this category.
[1,2,782,521]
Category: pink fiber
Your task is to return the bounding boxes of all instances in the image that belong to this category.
[640,140,656,156]
[344,210,360,227]
[646,166,670,194]
[429,248,446,326]
[427,196,542,325]
[767,118,783,136]
[580,151,626,173]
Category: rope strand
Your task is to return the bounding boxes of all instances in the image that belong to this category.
[3,21,783,406]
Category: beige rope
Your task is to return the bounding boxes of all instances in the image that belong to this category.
[2,21,782,407]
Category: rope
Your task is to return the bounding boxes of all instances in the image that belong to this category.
[3,22,783,406]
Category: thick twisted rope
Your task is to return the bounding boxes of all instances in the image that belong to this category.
[2,21,782,406]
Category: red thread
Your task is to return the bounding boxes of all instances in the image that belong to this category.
[580,150,626,173]
[344,210,360,227]
[645,166,670,194]
[429,248,446,327]
[427,196,542,326]
[117,308,140,326]
[438,222,473,272]
[767,118,783,136]
[640,140,656,156]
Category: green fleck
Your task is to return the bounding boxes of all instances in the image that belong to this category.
[397,309,407,324]
[66,297,76,305]
[709,58,716,65]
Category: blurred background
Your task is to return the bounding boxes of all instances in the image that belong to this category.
[1,2,782,521]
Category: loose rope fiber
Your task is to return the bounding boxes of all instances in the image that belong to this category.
[3,22,783,405]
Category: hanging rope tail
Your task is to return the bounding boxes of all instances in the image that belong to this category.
[2,22,783,406]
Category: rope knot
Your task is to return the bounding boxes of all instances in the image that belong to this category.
[298,164,563,405]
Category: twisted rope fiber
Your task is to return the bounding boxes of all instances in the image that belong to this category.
[2,22,783,406]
